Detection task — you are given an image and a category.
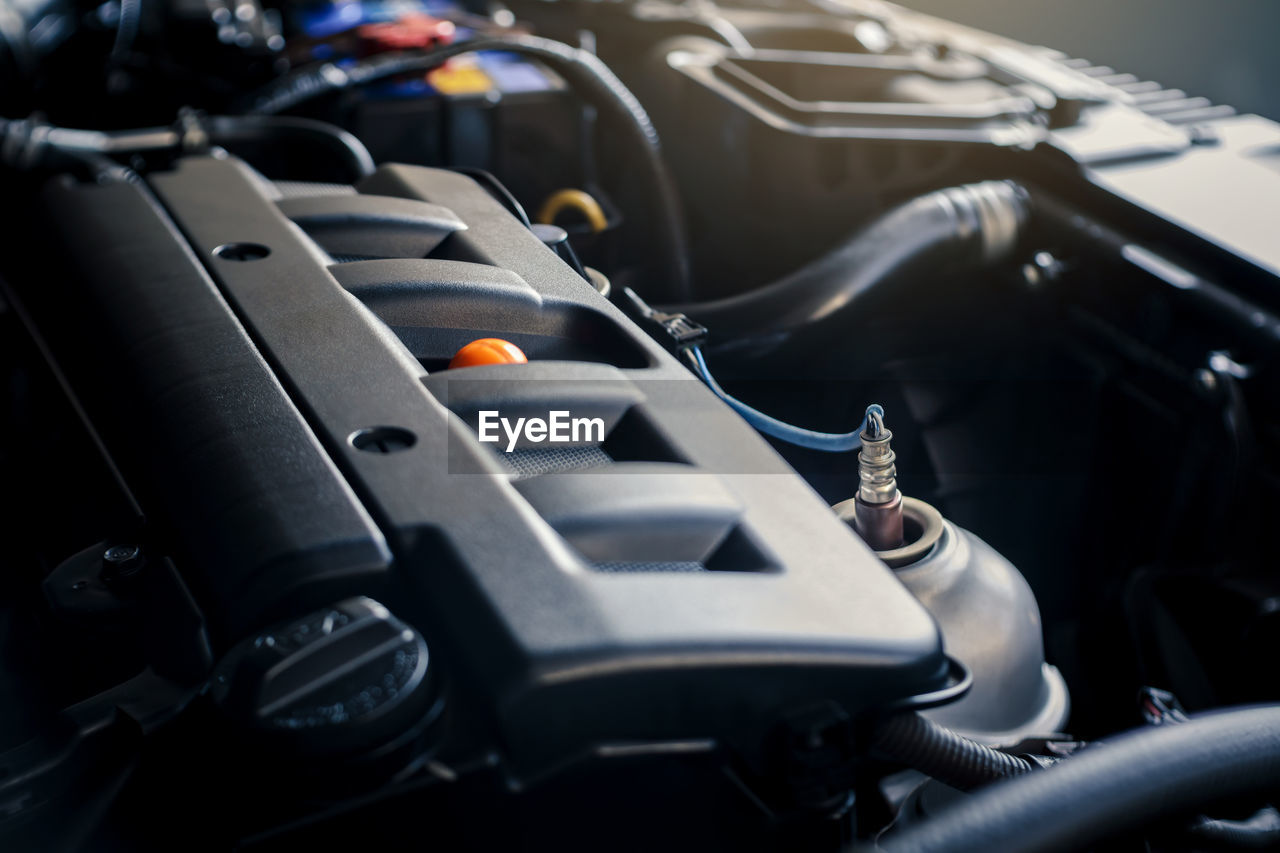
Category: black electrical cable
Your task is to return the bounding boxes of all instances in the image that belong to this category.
[662,180,1029,348]
[0,114,375,184]
[870,712,1036,792]
[874,704,1280,853]
[240,34,691,300]
[0,117,131,180]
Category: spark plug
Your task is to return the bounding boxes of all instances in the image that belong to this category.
[853,406,905,551]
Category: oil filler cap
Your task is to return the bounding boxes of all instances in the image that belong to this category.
[211,597,434,759]
[449,337,528,369]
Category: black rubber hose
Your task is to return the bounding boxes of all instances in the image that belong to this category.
[875,704,1280,853]
[452,166,532,227]
[871,712,1035,792]
[240,35,691,300]
[662,180,1028,345]
[205,115,376,181]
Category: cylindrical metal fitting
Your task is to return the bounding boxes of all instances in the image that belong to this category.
[857,433,899,505]
[854,409,904,550]
[855,492,905,551]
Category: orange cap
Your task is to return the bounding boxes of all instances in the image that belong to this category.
[448,338,529,369]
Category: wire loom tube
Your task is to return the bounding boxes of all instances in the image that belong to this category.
[873,704,1280,853]
[665,180,1029,344]
[1185,807,1280,850]
[241,34,692,300]
[870,712,1035,792]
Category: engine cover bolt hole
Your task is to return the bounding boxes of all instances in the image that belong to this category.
[349,426,417,454]
[213,243,271,261]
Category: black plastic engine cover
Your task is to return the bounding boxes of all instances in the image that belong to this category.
[38,155,948,776]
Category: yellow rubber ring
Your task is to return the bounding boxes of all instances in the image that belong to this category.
[536,188,608,233]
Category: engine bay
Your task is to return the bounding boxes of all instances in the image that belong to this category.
[2,0,1279,850]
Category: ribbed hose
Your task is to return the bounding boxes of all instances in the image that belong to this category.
[241,35,691,300]
[1185,808,1280,850]
[871,712,1035,792]
[663,180,1028,344]
[875,704,1280,853]
[111,0,142,59]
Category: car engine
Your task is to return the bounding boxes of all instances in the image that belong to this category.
[2,0,1279,850]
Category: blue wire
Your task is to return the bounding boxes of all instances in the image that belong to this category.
[687,346,882,453]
